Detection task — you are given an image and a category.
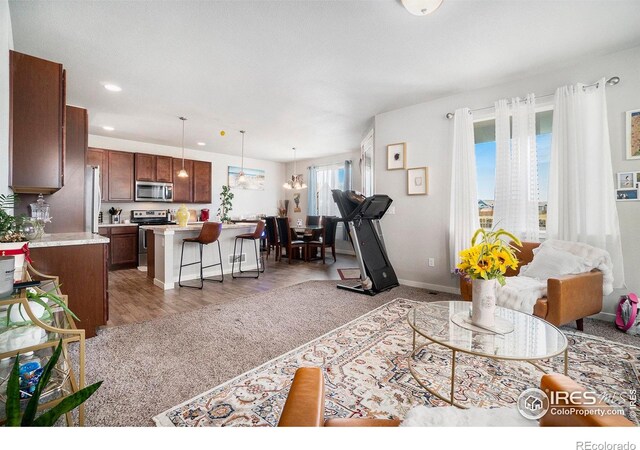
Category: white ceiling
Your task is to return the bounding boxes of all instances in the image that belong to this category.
[8,0,640,162]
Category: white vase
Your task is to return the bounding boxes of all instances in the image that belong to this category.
[0,241,29,282]
[9,300,46,323]
[471,278,497,328]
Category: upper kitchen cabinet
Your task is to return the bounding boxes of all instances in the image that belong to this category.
[172,158,193,203]
[135,154,173,183]
[87,147,109,202]
[192,160,212,203]
[107,150,135,201]
[9,51,66,194]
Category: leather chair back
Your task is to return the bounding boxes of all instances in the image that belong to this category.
[306,215,321,226]
[322,217,338,246]
[265,217,278,245]
[250,221,265,239]
[505,241,540,277]
[196,222,223,245]
[276,217,291,245]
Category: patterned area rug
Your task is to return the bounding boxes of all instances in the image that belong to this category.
[153,298,640,427]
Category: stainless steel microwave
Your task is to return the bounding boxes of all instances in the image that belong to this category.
[135,181,173,202]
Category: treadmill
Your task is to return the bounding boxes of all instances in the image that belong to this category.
[332,190,399,295]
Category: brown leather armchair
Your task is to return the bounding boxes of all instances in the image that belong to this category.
[459,242,603,330]
[278,368,634,427]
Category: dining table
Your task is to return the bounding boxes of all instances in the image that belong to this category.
[292,225,324,260]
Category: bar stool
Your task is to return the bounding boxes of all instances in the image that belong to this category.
[178,222,224,289]
[232,221,266,278]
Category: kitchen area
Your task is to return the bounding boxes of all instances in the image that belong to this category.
[5,48,271,339]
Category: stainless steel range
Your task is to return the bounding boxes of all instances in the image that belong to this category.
[131,209,176,267]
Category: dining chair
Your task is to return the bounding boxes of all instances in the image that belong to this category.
[265,216,280,261]
[306,215,321,226]
[307,216,338,264]
[276,217,306,264]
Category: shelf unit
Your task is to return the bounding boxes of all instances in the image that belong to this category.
[0,268,86,426]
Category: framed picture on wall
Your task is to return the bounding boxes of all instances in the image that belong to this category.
[228,166,266,190]
[616,188,638,201]
[407,167,428,195]
[387,143,406,170]
[617,172,636,189]
[626,109,640,160]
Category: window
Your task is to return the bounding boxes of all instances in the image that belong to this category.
[474,109,552,230]
[313,163,346,217]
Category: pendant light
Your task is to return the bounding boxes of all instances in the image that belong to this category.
[177,116,189,178]
[237,130,247,186]
[283,147,307,190]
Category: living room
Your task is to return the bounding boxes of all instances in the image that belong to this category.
[1,0,639,447]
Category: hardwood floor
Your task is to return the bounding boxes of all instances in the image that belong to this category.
[105,252,358,327]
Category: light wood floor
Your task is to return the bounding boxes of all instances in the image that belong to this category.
[106,253,358,327]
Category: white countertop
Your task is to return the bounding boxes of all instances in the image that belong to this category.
[28,232,110,248]
[141,222,256,235]
[98,223,138,228]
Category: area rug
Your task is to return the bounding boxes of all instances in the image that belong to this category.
[153,298,640,427]
[337,268,361,280]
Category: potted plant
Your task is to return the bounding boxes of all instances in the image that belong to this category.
[0,194,29,282]
[217,185,234,223]
[3,340,102,426]
[457,228,521,327]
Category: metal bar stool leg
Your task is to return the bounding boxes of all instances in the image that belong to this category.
[179,240,204,289]
[201,239,223,283]
[232,237,239,278]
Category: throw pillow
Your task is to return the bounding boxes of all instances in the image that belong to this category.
[518,246,587,281]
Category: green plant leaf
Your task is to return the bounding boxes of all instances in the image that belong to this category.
[21,340,64,426]
[31,381,103,427]
[5,354,22,426]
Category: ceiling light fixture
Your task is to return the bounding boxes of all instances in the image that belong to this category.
[237,131,247,186]
[401,0,443,16]
[197,142,206,146]
[283,147,307,190]
[103,83,122,92]
[102,125,114,131]
[177,117,189,178]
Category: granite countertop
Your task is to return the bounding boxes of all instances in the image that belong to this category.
[141,222,256,235]
[98,223,138,228]
[28,232,110,248]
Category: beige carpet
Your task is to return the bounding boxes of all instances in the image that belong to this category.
[73,280,638,426]
[75,281,456,426]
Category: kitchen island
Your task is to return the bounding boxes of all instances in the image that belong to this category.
[141,223,259,290]
[28,232,110,338]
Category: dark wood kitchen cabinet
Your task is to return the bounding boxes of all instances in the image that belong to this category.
[135,153,173,183]
[192,160,212,203]
[9,51,66,194]
[98,225,139,270]
[30,243,109,338]
[107,150,135,201]
[87,147,109,201]
[172,158,194,203]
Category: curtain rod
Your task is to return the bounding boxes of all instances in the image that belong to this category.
[445,76,620,119]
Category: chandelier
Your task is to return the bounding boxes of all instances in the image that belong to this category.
[283,147,306,190]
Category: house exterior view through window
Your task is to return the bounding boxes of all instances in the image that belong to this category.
[474,109,552,231]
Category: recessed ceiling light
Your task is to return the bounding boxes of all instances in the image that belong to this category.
[102,126,115,131]
[197,142,206,146]
[103,84,122,92]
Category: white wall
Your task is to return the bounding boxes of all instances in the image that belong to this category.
[0,0,13,197]
[375,45,640,313]
[89,135,286,221]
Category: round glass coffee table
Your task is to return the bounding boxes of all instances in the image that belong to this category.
[407,301,568,408]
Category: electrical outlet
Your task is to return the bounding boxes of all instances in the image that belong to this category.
[428,258,435,267]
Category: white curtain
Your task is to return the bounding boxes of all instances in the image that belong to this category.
[449,108,480,272]
[492,94,539,241]
[547,78,625,288]
[315,163,344,218]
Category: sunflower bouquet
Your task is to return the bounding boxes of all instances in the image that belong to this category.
[457,228,522,286]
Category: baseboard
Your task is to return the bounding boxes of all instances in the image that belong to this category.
[398,278,461,295]
[590,311,615,322]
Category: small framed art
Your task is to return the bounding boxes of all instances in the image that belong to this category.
[387,143,406,170]
[407,167,428,195]
[626,109,640,160]
[616,188,638,201]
